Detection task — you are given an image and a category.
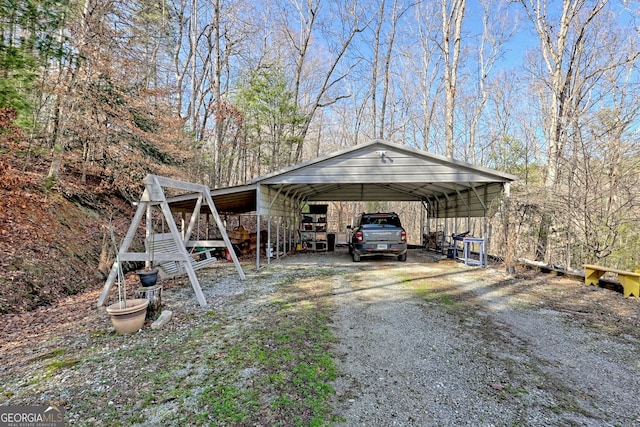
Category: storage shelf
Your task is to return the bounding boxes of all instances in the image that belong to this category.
[300,205,328,252]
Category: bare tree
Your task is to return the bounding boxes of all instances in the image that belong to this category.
[402,0,443,152]
[440,0,466,158]
[465,0,515,164]
[46,0,96,180]
[520,0,607,189]
[370,0,386,137]
[33,1,193,198]
[373,0,415,140]
[169,0,254,187]
[275,0,371,163]
[520,0,609,260]
[570,50,640,266]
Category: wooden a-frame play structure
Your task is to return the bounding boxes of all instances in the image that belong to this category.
[97,175,245,308]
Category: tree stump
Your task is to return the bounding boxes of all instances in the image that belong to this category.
[135,285,162,321]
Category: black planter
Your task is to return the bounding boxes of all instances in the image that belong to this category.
[136,268,159,286]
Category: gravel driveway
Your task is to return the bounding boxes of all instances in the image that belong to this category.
[284,248,640,426]
[2,248,639,426]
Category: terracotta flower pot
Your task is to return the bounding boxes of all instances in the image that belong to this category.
[106,298,149,334]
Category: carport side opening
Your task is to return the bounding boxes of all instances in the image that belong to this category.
[253,199,491,269]
[172,198,494,268]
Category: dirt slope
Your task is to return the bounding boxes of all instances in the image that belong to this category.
[0,174,134,314]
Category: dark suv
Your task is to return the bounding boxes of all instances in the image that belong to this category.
[347,212,408,262]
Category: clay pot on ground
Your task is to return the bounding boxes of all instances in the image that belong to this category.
[106,298,149,334]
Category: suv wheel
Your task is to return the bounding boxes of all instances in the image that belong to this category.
[398,253,407,262]
[352,252,361,262]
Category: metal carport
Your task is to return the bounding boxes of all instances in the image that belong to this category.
[179,139,518,268]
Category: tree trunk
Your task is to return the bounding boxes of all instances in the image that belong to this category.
[441,0,466,158]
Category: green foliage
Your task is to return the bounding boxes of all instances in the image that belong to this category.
[45,357,80,375]
[0,0,69,123]
[131,108,159,133]
[235,65,308,171]
[237,67,297,119]
[199,385,257,423]
[0,45,37,116]
[41,174,57,191]
[486,135,543,183]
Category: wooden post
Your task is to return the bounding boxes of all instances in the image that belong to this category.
[135,285,162,321]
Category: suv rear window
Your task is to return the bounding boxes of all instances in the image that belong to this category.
[361,215,401,227]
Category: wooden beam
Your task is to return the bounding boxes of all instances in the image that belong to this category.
[145,174,208,194]
[202,186,246,280]
[151,175,208,306]
[97,194,148,307]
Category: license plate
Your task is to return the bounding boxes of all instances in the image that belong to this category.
[376,244,387,250]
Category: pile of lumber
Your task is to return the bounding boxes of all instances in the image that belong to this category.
[227,226,268,256]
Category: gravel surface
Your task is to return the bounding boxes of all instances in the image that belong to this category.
[286,248,640,426]
[2,248,639,426]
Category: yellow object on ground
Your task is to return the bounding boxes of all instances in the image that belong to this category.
[583,264,640,298]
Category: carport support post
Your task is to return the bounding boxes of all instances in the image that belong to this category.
[483,216,489,267]
[265,186,284,266]
[420,201,426,248]
[281,188,294,256]
[267,214,272,264]
[285,217,290,254]
[286,206,294,254]
[255,213,261,269]
[276,219,280,260]
[256,185,262,269]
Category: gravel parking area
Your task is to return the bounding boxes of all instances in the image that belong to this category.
[2,247,639,426]
[287,248,640,426]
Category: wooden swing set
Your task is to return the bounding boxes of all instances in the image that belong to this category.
[97,175,245,308]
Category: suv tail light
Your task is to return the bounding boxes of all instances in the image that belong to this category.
[355,231,364,242]
[401,230,407,242]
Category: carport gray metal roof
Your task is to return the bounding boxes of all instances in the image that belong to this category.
[167,139,517,218]
[249,139,518,218]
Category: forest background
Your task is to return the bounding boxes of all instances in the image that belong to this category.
[1,0,640,314]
